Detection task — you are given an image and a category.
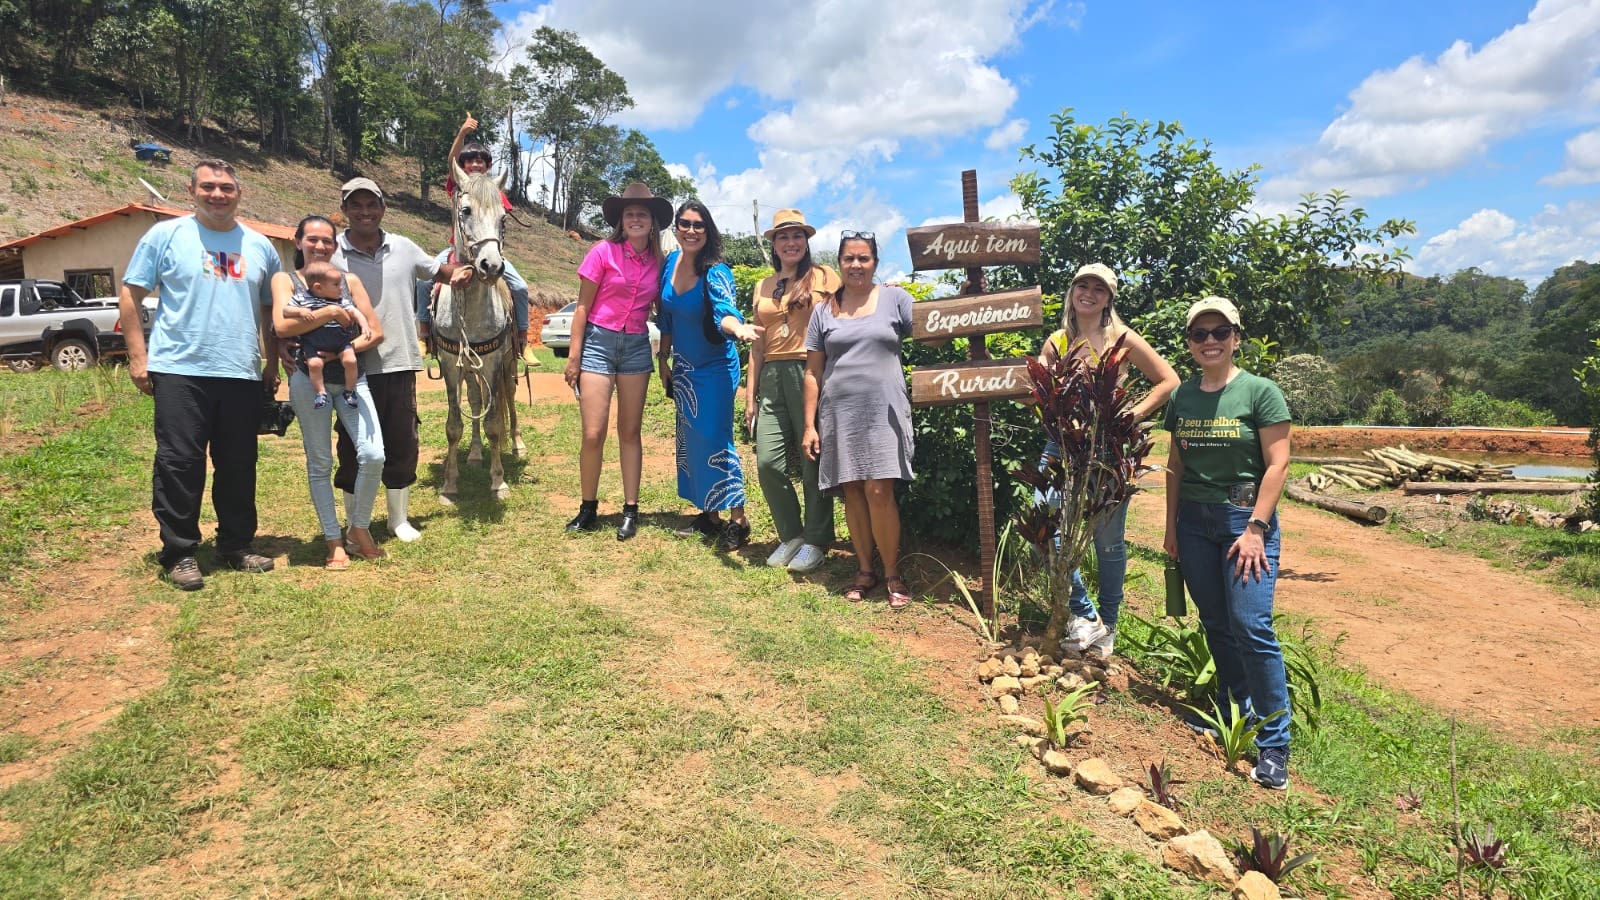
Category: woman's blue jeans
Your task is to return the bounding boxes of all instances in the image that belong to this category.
[1037,440,1130,629]
[1174,499,1290,750]
[289,372,384,541]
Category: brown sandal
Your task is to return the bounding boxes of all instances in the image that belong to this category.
[843,571,879,602]
[886,576,912,611]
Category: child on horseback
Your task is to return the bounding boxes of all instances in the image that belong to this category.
[442,113,536,366]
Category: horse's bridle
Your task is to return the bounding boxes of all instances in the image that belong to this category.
[454,197,505,279]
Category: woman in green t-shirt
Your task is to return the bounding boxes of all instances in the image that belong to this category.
[1161,297,1293,790]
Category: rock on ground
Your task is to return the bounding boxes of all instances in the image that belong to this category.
[1133,800,1186,840]
[1107,787,1143,816]
[1073,758,1124,794]
[1163,829,1240,887]
[1232,870,1281,900]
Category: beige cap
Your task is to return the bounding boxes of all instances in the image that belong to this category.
[340,177,384,204]
[1071,262,1118,298]
[1186,296,1241,327]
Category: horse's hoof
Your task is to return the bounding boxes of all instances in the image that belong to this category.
[513,438,526,456]
[439,493,457,507]
[468,451,483,465]
[494,487,511,500]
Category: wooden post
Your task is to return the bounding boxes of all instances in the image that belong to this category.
[960,170,998,620]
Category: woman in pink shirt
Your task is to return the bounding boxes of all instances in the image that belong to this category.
[563,182,672,539]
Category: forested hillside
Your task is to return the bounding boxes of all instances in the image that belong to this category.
[1299,265,1600,427]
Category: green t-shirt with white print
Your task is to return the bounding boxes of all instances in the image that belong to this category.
[1162,371,1291,504]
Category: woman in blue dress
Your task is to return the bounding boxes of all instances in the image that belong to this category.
[657,200,764,551]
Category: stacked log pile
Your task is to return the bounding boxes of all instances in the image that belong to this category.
[1306,446,1511,492]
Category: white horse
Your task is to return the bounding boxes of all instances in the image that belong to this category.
[434,163,518,503]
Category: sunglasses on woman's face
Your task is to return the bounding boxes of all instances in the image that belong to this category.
[1186,325,1237,343]
[675,218,706,232]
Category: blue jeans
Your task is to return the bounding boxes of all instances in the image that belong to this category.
[417,260,528,332]
[1037,440,1130,629]
[1174,499,1290,750]
[290,372,384,541]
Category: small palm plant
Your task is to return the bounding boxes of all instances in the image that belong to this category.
[1228,828,1315,884]
[1185,698,1285,768]
[1011,335,1155,649]
[1041,683,1097,749]
[1145,760,1184,810]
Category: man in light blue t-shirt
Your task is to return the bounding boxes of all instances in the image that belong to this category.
[117,159,282,591]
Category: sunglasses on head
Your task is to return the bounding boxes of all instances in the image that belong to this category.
[1186,325,1237,343]
[675,218,706,232]
[841,230,876,240]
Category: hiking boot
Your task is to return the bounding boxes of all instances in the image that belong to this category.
[766,537,805,568]
[1064,616,1108,651]
[220,550,275,573]
[786,544,828,573]
[715,520,751,553]
[1251,746,1290,790]
[165,556,204,591]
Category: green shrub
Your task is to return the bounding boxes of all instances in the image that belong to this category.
[1364,389,1410,425]
[1271,354,1347,424]
[1443,390,1557,427]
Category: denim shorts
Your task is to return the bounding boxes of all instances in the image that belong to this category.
[579,322,653,376]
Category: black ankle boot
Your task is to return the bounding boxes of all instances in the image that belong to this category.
[617,503,640,541]
[566,500,599,532]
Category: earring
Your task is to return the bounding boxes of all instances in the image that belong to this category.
[1100,306,1111,327]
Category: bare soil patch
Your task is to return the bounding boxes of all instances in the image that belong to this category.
[0,515,172,787]
[1296,426,1590,457]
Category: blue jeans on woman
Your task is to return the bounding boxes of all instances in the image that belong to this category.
[1038,439,1130,629]
[1174,499,1290,750]
[289,372,384,541]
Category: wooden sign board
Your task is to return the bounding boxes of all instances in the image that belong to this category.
[907,222,1041,271]
[911,358,1032,408]
[912,286,1042,342]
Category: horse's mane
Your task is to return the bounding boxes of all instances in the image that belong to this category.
[457,172,503,214]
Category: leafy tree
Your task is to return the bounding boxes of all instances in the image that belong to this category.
[721,234,769,268]
[1364,389,1410,426]
[1009,110,1416,362]
[572,127,694,230]
[1271,355,1347,425]
[1505,262,1600,425]
[1576,337,1600,517]
[514,27,632,229]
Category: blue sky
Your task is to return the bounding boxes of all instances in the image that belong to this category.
[497,0,1600,287]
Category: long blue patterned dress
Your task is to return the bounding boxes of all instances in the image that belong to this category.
[659,252,747,511]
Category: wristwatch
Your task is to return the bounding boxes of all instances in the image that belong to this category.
[1247,517,1270,534]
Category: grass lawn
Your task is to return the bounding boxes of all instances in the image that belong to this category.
[1,367,1596,897]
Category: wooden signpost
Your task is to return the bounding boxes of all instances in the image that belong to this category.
[907,170,1041,617]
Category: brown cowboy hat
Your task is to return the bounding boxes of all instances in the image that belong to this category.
[762,208,816,241]
[601,183,673,230]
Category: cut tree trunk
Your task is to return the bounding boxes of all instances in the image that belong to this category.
[1400,481,1586,496]
[1285,483,1389,523]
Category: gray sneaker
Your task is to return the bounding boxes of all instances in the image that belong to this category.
[220,550,275,573]
[166,556,204,591]
[1251,746,1290,790]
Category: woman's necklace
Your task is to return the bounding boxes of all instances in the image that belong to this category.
[772,275,792,338]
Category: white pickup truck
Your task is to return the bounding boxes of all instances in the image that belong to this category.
[0,279,149,372]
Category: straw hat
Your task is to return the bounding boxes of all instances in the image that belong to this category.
[762,208,816,241]
[601,182,673,229]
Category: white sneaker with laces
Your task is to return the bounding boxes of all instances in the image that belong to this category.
[766,537,805,568]
[1065,616,1108,651]
[787,543,827,573]
[1088,629,1115,659]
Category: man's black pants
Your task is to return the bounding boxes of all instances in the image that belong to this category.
[335,370,418,492]
[150,373,260,567]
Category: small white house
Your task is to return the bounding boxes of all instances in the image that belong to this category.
[0,203,295,296]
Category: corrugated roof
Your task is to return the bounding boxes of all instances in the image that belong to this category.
[0,203,297,251]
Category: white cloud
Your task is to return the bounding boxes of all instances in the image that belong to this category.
[1413,201,1600,284]
[1541,127,1600,185]
[1260,0,1600,202]
[984,118,1029,152]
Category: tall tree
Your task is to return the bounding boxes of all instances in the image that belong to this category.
[514,27,632,229]
[1010,110,1416,360]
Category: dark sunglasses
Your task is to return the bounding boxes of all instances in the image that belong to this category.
[1186,325,1237,343]
[675,218,706,232]
[841,230,876,240]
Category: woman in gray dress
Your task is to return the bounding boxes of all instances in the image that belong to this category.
[801,233,916,609]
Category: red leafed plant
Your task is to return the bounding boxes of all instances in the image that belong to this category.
[1010,334,1155,648]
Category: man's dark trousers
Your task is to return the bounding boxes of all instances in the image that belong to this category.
[151,372,260,566]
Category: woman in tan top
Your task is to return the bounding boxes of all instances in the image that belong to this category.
[746,209,841,573]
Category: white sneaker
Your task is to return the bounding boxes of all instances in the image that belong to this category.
[1065,616,1108,651]
[766,537,805,568]
[1087,629,1115,659]
[787,544,827,573]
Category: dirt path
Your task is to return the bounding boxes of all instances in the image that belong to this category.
[1124,489,1600,740]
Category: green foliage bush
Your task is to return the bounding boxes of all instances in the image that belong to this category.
[1270,354,1347,424]
[1443,390,1557,427]
[1364,389,1410,426]
[1577,337,1600,517]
